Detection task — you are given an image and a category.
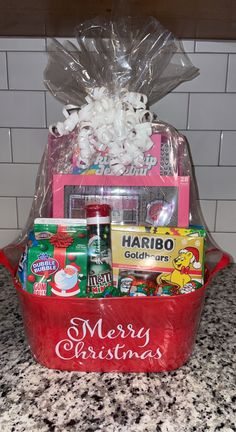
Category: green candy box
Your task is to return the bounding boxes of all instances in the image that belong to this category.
[26,218,88,297]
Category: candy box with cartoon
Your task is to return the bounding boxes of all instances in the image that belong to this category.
[111,225,206,296]
[26,219,87,297]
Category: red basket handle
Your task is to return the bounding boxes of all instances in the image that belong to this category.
[0,249,17,276]
[205,248,231,282]
[0,247,231,287]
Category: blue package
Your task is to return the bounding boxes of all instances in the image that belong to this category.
[16,230,38,289]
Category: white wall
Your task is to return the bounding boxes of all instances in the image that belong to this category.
[0,38,236,260]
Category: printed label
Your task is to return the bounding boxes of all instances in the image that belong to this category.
[111,225,206,293]
[33,282,47,296]
[55,317,162,361]
[31,256,59,276]
[89,271,112,293]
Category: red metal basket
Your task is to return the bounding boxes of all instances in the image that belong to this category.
[1,249,230,372]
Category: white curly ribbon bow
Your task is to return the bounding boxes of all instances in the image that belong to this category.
[50,87,153,175]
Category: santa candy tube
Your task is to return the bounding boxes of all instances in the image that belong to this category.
[86,204,113,297]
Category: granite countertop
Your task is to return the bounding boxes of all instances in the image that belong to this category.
[0,265,235,432]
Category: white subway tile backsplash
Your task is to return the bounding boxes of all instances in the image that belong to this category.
[0,38,45,51]
[0,198,17,228]
[0,52,7,89]
[195,167,236,200]
[0,91,45,127]
[211,232,236,261]
[0,36,236,261]
[45,92,64,127]
[8,52,47,90]
[227,55,236,91]
[180,40,195,52]
[0,128,11,162]
[17,197,33,229]
[11,129,48,163]
[188,94,236,130]
[215,201,236,232]
[183,131,220,165]
[199,200,217,231]
[220,131,236,165]
[0,164,39,197]
[152,93,189,130]
[0,229,21,248]
[52,38,196,54]
[196,40,236,53]
[50,37,77,46]
[174,54,227,93]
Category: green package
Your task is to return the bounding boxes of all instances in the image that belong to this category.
[26,218,88,297]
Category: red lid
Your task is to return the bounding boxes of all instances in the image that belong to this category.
[86,203,111,218]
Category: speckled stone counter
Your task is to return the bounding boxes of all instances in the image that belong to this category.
[0,265,235,432]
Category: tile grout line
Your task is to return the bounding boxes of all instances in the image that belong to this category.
[193,164,236,168]
[5,51,10,90]
[0,50,46,53]
[9,128,13,163]
[214,201,218,232]
[0,195,34,199]
[5,51,14,164]
[198,198,236,202]
[225,53,230,92]
[3,162,234,167]
[2,89,236,94]
[0,162,40,165]
[0,227,234,233]
[186,93,190,130]
[218,131,223,166]
[44,91,48,129]
[15,197,20,229]
[0,127,50,131]
[0,127,235,132]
